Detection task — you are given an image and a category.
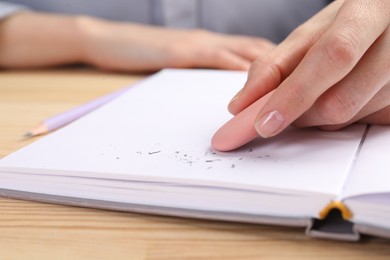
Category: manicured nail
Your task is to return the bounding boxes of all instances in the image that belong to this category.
[255,110,285,138]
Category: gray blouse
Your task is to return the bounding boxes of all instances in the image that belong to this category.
[0,0,328,42]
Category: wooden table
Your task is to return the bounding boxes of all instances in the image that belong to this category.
[1,68,389,259]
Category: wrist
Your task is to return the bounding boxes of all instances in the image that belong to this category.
[73,15,98,65]
[75,16,113,67]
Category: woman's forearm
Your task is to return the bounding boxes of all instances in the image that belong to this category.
[0,11,274,72]
[0,12,85,68]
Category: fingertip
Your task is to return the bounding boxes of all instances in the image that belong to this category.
[212,91,275,151]
[211,130,233,152]
[227,104,240,116]
[211,116,258,152]
[227,90,243,115]
[227,79,252,116]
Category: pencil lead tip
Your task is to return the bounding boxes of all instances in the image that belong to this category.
[23,123,48,138]
[24,132,33,138]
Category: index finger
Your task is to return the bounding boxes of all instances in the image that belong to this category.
[212,91,274,152]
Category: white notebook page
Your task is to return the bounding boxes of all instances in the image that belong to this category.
[341,125,390,199]
[0,69,366,196]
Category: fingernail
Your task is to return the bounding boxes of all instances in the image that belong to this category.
[255,110,285,138]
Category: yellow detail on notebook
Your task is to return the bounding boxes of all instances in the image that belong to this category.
[319,201,353,220]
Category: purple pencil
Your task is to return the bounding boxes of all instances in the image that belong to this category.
[25,86,130,137]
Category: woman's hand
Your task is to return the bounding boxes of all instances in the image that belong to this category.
[79,17,274,72]
[0,12,274,72]
[227,0,390,140]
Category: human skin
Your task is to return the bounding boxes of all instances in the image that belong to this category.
[212,91,274,152]
[0,12,274,72]
[227,0,390,145]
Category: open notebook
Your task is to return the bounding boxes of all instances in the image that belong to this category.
[1,69,389,241]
